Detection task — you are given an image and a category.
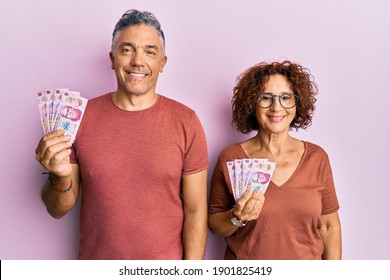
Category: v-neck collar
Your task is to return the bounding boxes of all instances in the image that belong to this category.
[236,141,308,189]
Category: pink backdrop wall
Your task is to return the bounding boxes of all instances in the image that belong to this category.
[0,0,389,259]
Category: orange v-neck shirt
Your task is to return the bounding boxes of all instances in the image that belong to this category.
[209,141,339,259]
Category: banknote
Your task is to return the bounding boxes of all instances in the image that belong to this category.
[53,90,80,132]
[234,159,243,200]
[37,91,49,134]
[44,89,54,131]
[37,88,87,143]
[226,158,276,201]
[226,161,237,200]
[247,159,276,193]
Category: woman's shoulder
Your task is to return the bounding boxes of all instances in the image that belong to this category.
[217,143,245,161]
[304,141,329,158]
[220,142,241,152]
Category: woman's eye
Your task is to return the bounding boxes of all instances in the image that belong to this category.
[261,95,272,101]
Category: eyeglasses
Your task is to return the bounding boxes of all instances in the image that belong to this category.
[257,93,298,109]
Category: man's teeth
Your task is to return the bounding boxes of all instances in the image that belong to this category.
[130,73,146,77]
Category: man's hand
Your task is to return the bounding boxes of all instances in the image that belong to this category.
[35,129,72,178]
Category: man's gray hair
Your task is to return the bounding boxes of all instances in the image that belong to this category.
[111,9,165,53]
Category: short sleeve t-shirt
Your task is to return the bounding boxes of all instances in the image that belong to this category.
[70,93,208,259]
[208,141,339,259]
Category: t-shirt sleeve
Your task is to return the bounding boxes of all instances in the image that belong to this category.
[182,112,208,175]
[321,153,340,215]
[70,144,78,164]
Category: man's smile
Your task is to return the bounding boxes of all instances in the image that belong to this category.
[125,71,149,78]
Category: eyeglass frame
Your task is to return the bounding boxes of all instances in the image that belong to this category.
[257,92,299,109]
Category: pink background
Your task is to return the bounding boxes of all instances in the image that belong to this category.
[0,0,389,260]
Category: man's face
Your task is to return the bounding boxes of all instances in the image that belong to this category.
[110,24,167,97]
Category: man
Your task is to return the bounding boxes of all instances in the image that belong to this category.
[35,9,208,260]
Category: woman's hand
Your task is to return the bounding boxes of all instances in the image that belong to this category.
[232,189,265,222]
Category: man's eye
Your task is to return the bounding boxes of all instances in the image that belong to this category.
[122,48,132,53]
[147,51,156,55]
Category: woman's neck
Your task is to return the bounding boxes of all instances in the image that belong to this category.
[254,131,295,156]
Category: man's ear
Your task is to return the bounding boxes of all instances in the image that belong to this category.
[160,55,168,73]
[109,52,115,69]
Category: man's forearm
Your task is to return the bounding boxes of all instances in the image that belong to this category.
[182,211,207,259]
[41,175,77,219]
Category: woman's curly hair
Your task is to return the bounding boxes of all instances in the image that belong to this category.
[232,60,318,133]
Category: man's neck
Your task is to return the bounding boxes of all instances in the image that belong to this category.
[112,91,158,111]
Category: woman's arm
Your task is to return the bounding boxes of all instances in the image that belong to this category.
[320,211,342,259]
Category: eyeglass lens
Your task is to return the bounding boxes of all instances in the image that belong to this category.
[258,93,297,109]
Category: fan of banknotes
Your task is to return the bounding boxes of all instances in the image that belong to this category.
[227,158,276,201]
[37,88,88,143]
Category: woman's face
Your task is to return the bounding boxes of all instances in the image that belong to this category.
[256,74,296,135]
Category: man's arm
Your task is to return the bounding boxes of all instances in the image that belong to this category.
[320,211,342,259]
[181,169,208,260]
[36,129,80,219]
[41,164,80,219]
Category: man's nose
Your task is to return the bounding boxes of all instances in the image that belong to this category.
[130,51,144,67]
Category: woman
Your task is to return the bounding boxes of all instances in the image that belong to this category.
[208,60,341,260]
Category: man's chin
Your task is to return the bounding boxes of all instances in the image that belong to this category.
[120,87,154,97]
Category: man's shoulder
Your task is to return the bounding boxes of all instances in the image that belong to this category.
[159,95,195,114]
[83,93,111,113]
[159,95,199,121]
[87,93,110,104]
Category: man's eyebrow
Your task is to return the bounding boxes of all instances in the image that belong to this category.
[145,45,160,51]
[118,42,160,50]
[118,42,134,48]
